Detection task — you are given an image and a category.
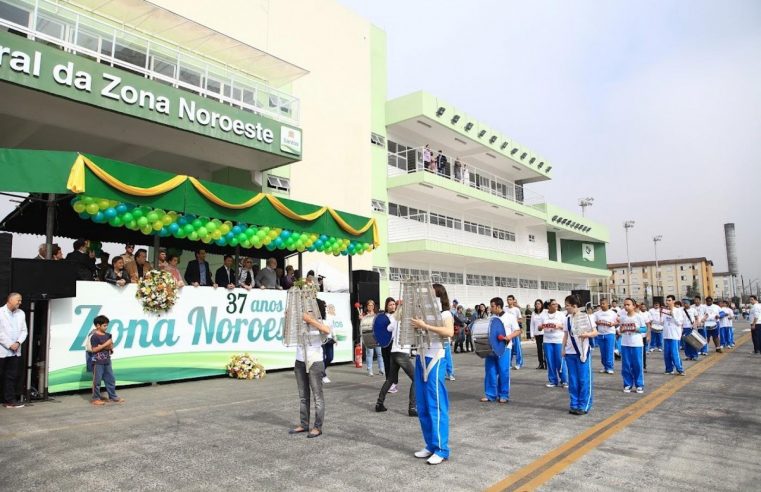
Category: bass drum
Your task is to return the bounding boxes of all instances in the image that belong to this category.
[372,313,393,348]
[682,328,707,351]
[472,317,507,359]
[360,314,378,349]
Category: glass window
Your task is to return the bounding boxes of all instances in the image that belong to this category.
[0,1,31,29]
[528,234,536,242]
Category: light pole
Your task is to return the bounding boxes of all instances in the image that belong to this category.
[579,197,594,217]
[653,235,662,297]
[624,220,635,297]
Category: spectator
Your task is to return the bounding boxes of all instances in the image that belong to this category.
[96,252,110,282]
[88,315,124,405]
[215,255,237,290]
[276,268,284,287]
[66,239,96,280]
[51,244,63,260]
[453,305,467,353]
[462,164,470,185]
[184,249,216,287]
[238,258,256,290]
[34,243,47,260]
[163,254,185,287]
[436,150,448,176]
[282,265,296,290]
[362,300,384,377]
[255,258,280,289]
[157,248,168,271]
[454,157,462,181]
[121,244,135,265]
[126,249,153,283]
[0,293,27,408]
[104,257,128,287]
[423,144,433,172]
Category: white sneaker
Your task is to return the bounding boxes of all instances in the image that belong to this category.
[414,448,433,459]
[514,366,521,370]
[427,453,445,465]
[322,376,331,384]
[599,369,607,373]
[636,387,644,394]
[562,383,569,388]
[388,384,398,394]
[367,372,373,377]
[623,386,632,393]
[606,370,614,374]
[658,348,663,352]
[546,383,557,388]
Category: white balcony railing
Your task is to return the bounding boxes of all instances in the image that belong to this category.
[0,0,299,125]
[388,216,549,260]
[387,146,545,206]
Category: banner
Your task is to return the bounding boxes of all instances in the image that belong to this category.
[48,282,351,393]
[582,243,595,262]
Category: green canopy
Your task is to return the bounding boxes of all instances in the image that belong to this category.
[0,149,378,254]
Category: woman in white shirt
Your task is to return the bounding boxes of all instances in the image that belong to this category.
[530,299,546,370]
[376,298,416,416]
[561,295,598,415]
[539,299,568,388]
[593,299,619,374]
[410,283,454,465]
[682,301,699,361]
[619,298,647,393]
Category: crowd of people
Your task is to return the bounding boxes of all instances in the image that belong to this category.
[35,240,315,291]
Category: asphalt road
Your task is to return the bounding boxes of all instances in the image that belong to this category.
[0,322,759,491]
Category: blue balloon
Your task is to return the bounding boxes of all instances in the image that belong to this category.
[177,216,188,226]
[225,232,234,240]
[116,204,127,214]
[168,223,180,234]
[280,230,291,239]
[104,208,117,219]
[215,239,227,246]
[93,212,106,223]
[265,243,276,251]
[307,246,316,252]
[340,250,348,256]
[315,240,323,249]
[274,238,284,248]
[232,226,242,235]
[79,212,90,219]
[319,234,328,242]
[158,228,170,237]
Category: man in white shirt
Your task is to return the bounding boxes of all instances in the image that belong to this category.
[662,295,685,375]
[480,297,519,403]
[648,302,664,352]
[693,296,709,356]
[506,295,524,370]
[718,300,735,349]
[593,298,619,374]
[0,293,28,408]
[702,297,722,353]
[682,301,700,361]
[749,295,761,354]
[539,299,569,388]
[638,303,652,372]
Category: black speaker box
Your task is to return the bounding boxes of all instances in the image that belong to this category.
[571,289,592,307]
[11,258,77,299]
[0,233,11,301]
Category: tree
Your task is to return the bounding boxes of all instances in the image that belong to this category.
[686,278,700,299]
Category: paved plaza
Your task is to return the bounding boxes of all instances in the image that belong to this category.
[1,324,760,491]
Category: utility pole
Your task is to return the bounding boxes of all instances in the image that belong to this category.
[579,197,594,217]
[653,235,662,297]
[624,220,635,297]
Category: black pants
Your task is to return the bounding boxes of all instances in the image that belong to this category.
[322,342,334,377]
[377,352,415,410]
[1,356,20,404]
[454,330,464,352]
[642,338,648,369]
[381,345,394,383]
[752,325,761,353]
[535,334,545,367]
[465,333,473,352]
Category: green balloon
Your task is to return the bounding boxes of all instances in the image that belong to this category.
[132,208,143,219]
[184,224,194,234]
[109,216,123,227]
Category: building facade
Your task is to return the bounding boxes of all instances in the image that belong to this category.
[0,0,610,304]
[602,257,715,302]
[712,272,733,300]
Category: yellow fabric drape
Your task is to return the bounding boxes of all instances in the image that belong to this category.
[188,177,267,209]
[67,154,188,196]
[67,154,379,246]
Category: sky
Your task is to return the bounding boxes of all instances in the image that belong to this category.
[1,0,759,284]
[338,0,761,281]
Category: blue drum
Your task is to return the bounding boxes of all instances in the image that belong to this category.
[372,313,393,348]
[472,317,507,359]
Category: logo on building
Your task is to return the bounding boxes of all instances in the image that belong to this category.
[582,243,595,262]
[280,126,302,155]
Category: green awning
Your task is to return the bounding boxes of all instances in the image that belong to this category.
[0,149,378,255]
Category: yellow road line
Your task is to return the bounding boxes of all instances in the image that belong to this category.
[487,333,750,492]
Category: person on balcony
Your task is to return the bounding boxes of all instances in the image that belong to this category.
[66,239,96,281]
[256,258,281,289]
[163,254,185,288]
[435,150,448,176]
[454,157,462,181]
[104,257,128,287]
[238,258,256,290]
[423,144,433,172]
[126,249,153,283]
[215,255,237,290]
[184,249,216,287]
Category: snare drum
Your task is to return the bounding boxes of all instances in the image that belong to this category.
[372,314,393,348]
[682,328,707,351]
[360,314,378,349]
[472,317,507,359]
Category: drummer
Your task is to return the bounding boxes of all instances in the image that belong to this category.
[480,297,520,403]
[593,298,619,375]
[539,299,568,388]
[376,297,417,416]
[619,298,647,393]
[561,295,598,415]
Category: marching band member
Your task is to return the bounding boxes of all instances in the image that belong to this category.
[376,298,417,416]
[593,298,618,374]
[638,303,652,372]
[411,283,454,465]
[289,305,332,439]
[702,297,723,353]
[530,299,546,370]
[539,299,568,388]
[506,295,524,370]
[648,301,664,352]
[749,295,761,354]
[682,301,699,361]
[662,296,686,375]
[561,295,598,415]
[619,298,647,393]
[718,300,735,349]
[480,297,519,404]
[693,296,709,356]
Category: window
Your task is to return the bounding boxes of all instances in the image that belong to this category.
[681,276,685,281]
[492,227,516,241]
[371,199,386,213]
[467,274,494,287]
[370,132,386,148]
[0,2,31,30]
[528,234,536,242]
[432,270,462,284]
[387,140,415,171]
[495,276,518,288]
[541,281,558,290]
[519,278,538,289]
[266,175,290,193]
[558,282,574,291]
[372,266,388,280]
[464,221,478,234]
[680,266,684,271]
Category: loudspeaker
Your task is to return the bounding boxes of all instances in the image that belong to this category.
[350,270,380,344]
[351,269,379,285]
[0,233,11,301]
[653,296,664,306]
[571,289,591,307]
[11,258,77,299]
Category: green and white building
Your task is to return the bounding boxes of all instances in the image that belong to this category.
[0,0,609,303]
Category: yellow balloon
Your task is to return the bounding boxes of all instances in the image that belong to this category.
[153,221,163,231]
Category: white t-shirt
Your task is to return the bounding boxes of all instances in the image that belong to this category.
[649,308,663,329]
[638,310,652,325]
[499,312,519,349]
[563,313,594,355]
[539,311,565,344]
[662,307,685,340]
[387,312,409,354]
[750,303,761,325]
[683,307,697,328]
[296,327,324,364]
[424,310,452,358]
[704,304,720,328]
[593,309,618,335]
[530,310,545,337]
[719,307,734,327]
[508,306,523,325]
[619,313,645,347]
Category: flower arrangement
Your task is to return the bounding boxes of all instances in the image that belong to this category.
[135,269,179,314]
[226,353,266,380]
